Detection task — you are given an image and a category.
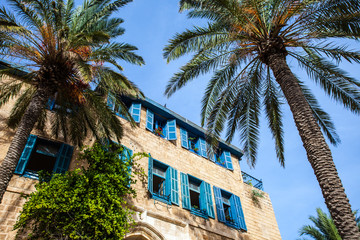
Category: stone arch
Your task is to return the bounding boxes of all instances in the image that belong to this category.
[124,221,166,240]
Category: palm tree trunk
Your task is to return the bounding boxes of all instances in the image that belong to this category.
[0,86,53,203]
[268,53,360,240]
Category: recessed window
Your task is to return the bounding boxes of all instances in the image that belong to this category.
[180,173,215,219]
[213,186,247,231]
[148,157,179,205]
[107,94,141,123]
[146,109,177,140]
[15,135,74,179]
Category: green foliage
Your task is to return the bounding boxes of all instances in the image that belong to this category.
[298,208,360,240]
[14,143,147,240]
[0,0,145,146]
[251,189,264,207]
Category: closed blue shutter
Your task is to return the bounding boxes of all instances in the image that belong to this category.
[130,103,141,123]
[231,194,247,231]
[198,138,207,158]
[180,172,190,210]
[167,119,177,140]
[146,109,154,131]
[120,146,133,186]
[107,93,115,111]
[180,128,189,149]
[53,143,73,174]
[223,151,233,170]
[213,186,226,222]
[170,167,179,205]
[15,135,37,174]
[204,182,215,218]
[148,155,153,194]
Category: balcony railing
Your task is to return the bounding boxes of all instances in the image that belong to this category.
[190,207,208,219]
[241,171,263,190]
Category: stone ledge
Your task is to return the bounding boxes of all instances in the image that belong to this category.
[147,210,187,228]
[6,186,32,196]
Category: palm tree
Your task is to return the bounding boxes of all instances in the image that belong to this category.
[0,0,144,203]
[299,208,360,240]
[163,0,360,238]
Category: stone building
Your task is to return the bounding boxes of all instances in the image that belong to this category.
[0,95,282,240]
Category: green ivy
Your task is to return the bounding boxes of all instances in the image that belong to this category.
[14,143,147,240]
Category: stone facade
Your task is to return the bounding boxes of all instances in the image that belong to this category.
[0,97,282,240]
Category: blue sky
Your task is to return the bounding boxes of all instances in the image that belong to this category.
[115,1,360,239]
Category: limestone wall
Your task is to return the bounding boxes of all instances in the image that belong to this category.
[0,100,281,240]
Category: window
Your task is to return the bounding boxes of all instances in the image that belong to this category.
[107,93,141,123]
[180,173,215,219]
[148,156,179,205]
[213,186,247,231]
[210,149,233,170]
[15,135,73,179]
[180,128,207,158]
[146,109,177,140]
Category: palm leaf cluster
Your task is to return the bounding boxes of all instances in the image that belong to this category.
[299,208,360,240]
[0,0,144,145]
[164,0,360,166]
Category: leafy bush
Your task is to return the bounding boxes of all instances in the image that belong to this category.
[14,143,147,240]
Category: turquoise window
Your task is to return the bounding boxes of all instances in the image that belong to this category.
[148,156,179,205]
[213,186,247,231]
[180,173,215,219]
[146,109,177,140]
[15,135,73,179]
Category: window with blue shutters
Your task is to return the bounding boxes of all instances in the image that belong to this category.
[107,94,141,123]
[213,186,247,231]
[146,109,177,141]
[15,135,73,179]
[180,129,207,158]
[148,157,179,205]
[214,149,233,170]
[181,174,215,219]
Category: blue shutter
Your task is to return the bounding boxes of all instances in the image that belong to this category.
[148,155,153,194]
[213,186,226,222]
[130,103,141,123]
[146,109,154,131]
[47,97,56,110]
[231,194,247,231]
[203,182,215,218]
[120,146,133,184]
[53,143,73,174]
[198,138,207,158]
[180,172,190,210]
[107,93,115,111]
[15,135,37,174]
[170,167,179,205]
[167,119,177,140]
[180,128,189,149]
[223,151,233,170]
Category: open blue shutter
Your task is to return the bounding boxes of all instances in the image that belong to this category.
[198,138,207,158]
[148,155,153,194]
[107,93,115,111]
[231,194,247,231]
[223,151,233,170]
[167,119,177,140]
[170,167,179,205]
[130,103,141,123]
[121,146,133,186]
[213,186,226,222]
[165,167,171,202]
[180,128,189,149]
[180,172,190,210]
[200,181,206,213]
[15,135,37,174]
[146,109,154,131]
[204,182,215,218]
[53,143,73,174]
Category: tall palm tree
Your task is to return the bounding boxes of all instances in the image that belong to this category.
[163,0,360,238]
[299,208,360,240]
[0,0,144,203]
